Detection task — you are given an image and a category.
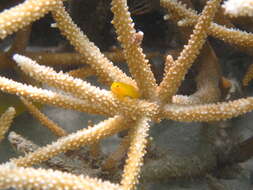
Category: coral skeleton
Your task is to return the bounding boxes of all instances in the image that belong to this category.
[161,0,253,48]
[222,0,253,17]
[1,0,253,189]
[222,0,253,87]
[0,107,15,142]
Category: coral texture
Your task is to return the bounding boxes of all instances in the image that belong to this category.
[1,0,253,189]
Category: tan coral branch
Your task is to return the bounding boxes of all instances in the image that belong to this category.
[0,76,109,116]
[161,97,253,122]
[14,54,118,114]
[14,54,158,119]
[26,52,83,66]
[222,0,253,17]
[102,132,131,172]
[159,0,221,103]
[243,64,253,86]
[111,0,157,99]
[21,98,67,137]
[51,2,135,87]
[161,0,253,48]
[8,25,31,54]
[67,66,95,79]
[0,0,61,39]
[0,107,15,142]
[0,165,121,190]
[172,44,221,104]
[121,117,150,190]
[10,115,128,167]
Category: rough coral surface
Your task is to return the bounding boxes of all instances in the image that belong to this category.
[1,0,253,189]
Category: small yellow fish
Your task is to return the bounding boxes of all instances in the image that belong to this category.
[111,82,140,99]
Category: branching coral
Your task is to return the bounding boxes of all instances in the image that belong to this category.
[0,164,121,190]
[222,0,253,87]
[1,0,253,189]
[222,0,253,17]
[0,107,15,142]
[161,0,253,48]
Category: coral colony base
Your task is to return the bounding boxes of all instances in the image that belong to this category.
[1,0,253,189]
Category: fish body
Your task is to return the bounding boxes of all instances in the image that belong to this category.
[111,82,140,99]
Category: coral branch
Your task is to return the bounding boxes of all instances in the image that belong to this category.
[10,115,128,167]
[1,0,253,189]
[222,0,253,17]
[159,0,221,103]
[51,2,135,87]
[161,0,253,48]
[14,54,158,119]
[67,66,95,79]
[162,97,253,122]
[0,76,109,116]
[0,0,61,39]
[102,134,130,172]
[14,54,118,114]
[172,44,221,104]
[21,98,67,137]
[111,0,157,99]
[243,64,253,86]
[121,117,150,190]
[8,25,31,54]
[0,107,15,142]
[0,165,121,190]
[26,52,83,66]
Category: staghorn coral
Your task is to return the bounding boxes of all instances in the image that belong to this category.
[0,107,15,142]
[221,0,253,88]
[222,0,253,17]
[20,97,67,137]
[161,0,253,49]
[0,164,121,190]
[1,0,253,189]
